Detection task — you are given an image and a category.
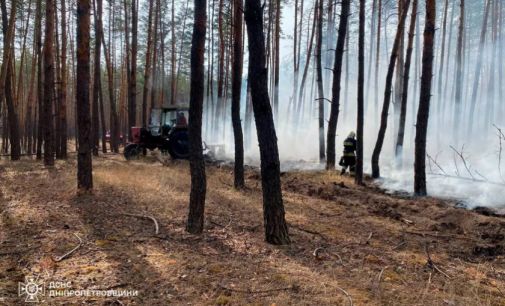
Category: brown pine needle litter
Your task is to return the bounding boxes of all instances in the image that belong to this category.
[0,153,504,305]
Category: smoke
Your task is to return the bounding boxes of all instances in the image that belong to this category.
[200,0,505,211]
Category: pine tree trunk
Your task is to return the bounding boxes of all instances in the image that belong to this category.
[232,0,245,189]
[316,0,324,163]
[410,15,420,146]
[0,0,19,160]
[54,2,62,159]
[77,0,93,191]
[355,0,365,185]
[436,0,449,141]
[171,0,176,105]
[371,0,411,178]
[186,0,207,234]
[129,0,138,137]
[17,0,32,154]
[484,0,498,134]
[26,37,38,156]
[273,0,280,124]
[92,0,102,156]
[60,0,68,158]
[43,0,55,165]
[294,0,317,132]
[94,0,107,154]
[395,0,418,168]
[393,0,405,148]
[142,0,154,126]
[413,0,435,196]
[245,0,290,245]
[325,0,349,170]
[100,0,119,153]
[374,0,382,129]
[151,0,160,110]
[214,0,225,139]
[365,0,377,114]
[175,3,190,100]
[467,0,490,136]
[452,0,464,145]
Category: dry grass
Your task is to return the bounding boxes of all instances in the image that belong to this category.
[0,153,504,306]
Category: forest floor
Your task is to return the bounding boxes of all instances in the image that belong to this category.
[0,152,505,306]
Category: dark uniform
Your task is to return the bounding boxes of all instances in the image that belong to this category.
[339,135,357,176]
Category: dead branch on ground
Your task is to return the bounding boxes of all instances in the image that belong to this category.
[123,214,160,235]
[219,284,295,294]
[55,233,83,262]
[288,222,329,241]
[424,244,452,279]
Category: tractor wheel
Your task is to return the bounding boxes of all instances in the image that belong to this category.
[168,131,189,160]
[124,144,142,160]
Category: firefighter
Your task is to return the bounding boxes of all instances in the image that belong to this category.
[339,131,357,177]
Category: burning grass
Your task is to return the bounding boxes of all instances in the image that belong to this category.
[0,153,504,305]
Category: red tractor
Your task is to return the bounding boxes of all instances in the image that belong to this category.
[123,107,190,160]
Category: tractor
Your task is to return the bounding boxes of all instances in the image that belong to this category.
[123,106,190,160]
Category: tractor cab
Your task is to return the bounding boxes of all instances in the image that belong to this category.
[148,107,189,137]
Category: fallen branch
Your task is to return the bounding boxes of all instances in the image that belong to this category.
[219,284,294,294]
[123,214,159,235]
[313,247,324,258]
[55,233,83,262]
[376,266,388,292]
[424,244,452,279]
[336,286,353,306]
[406,231,475,241]
[288,223,328,241]
[332,253,345,266]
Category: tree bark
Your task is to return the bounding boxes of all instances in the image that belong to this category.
[60,0,68,158]
[325,0,349,170]
[294,0,317,133]
[142,0,154,126]
[77,0,93,191]
[232,0,245,189]
[452,0,464,145]
[186,0,207,234]
[436,0,449,139]
[92,0,102,156]
[365,0,377,114]
[150,0,160,110]
[43,0,55,166]
[395,0,418,168]
[273,0,280,124]
[129,0,138,137]
[371,0,411,178]
[100,0,119,153]
[413,0,436,196]
[0,0,19,160]
[316,0,324,163]
[95,0,107,154]
[374,0,382,129]
[245,0,290,245]
[214,0,225,139]
[355,0,365,185]
[171,0,176,105]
